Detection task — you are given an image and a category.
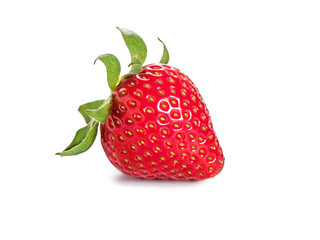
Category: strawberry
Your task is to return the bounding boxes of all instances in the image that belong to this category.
[57,28,224,180]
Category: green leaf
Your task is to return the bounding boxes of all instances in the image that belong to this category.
[158,38,170,64]
[78,99,106,123]
[116,27,147,65]
[86,100,111,123]
[56,120,99,156]
[94,54,121,91]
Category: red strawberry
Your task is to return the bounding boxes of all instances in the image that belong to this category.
[57,28,224,181]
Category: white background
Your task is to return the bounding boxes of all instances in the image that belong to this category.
[1,0,319,239]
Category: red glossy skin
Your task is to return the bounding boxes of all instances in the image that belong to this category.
[100,64,224,180]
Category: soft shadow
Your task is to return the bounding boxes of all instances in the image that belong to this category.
[114,174,203,187]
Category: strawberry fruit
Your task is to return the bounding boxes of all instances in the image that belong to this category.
[57,28,224,180]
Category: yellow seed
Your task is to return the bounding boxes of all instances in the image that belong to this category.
[120,105,126,110]
[215,140,219,146]
[145,152,151,156]
[218,158,222,163]
[163,165,168,168]
[209,145,214,149]
[162,129,168,134]
[150,161,156,165]
[153,67,158,70]
[127,131,133,136]
[146,108,152,113]
[173,123,179,128]
[189,134,194,139]
[207,156,213,160]
[142,170,148,174]
[127,119,133,124]
[168,77,175,83]
[122,149,127,154]
[187,171,192,174]
[201,115,206,120]
[193,120,198,125]
[218,167,222,171]
[121,91,126,95]
[171,89,176,94]
[198,137,203,141]
[155,146,161,151]
[136,156,142,161]
[193,108,197,113]
[131,145,136,150]
[208,135,213,140]
[177,173,182,177]
[158,90,164,95]
[149,123,154,128]
[185,124,190,128]
[171,100,176,105]
[184,113,189,118]
[173,113,178,117]
[208,166,213,171]
[199,103,203,108]
[128,166,133,169]
[199,149,205,154]
[133,172,138,175]
[130,82,135,86]
[159,116,166,121]
[166,141,171,146]
[160,157,165,161]
[119,135,124,141]
[170,151,175,155]
[199,172,204,176]
[157,80,163,84]
[136,114,142,119]
[138,129,144,133]
[136,92,141,97]
[117,120,121,125]
[182,164,187,168]
[197,164,202,168]
[182,102,188,106]
[124,159,129,163]
[112,153,117,158]
[202,126,206,131]
[152,136,157,140]
[142,76,147,80]
[149,97,155,102]
[179,142,184,146]
[154,72,160,75]
[191,146,196,150]
[161,103,167,109]
[130,102,136,106]
[191,96,196,102]
[173,160,178,164]
[144,84,150,89]
[181,152,187,157]
[208,124,212,129]
[170,170,175,173]
[190,156,195,161]
[140,140,145,145]
[169,72,174,76]
[111,136,115,141]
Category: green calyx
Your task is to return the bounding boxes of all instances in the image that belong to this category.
[56,28,170,156]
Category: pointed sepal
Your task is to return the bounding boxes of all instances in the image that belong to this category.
[158,38,169,64]
[56,120,99,156]
[117,27,147,65]
[94,54,121,91]
[78,99,107,123]
[86,100,111,123]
